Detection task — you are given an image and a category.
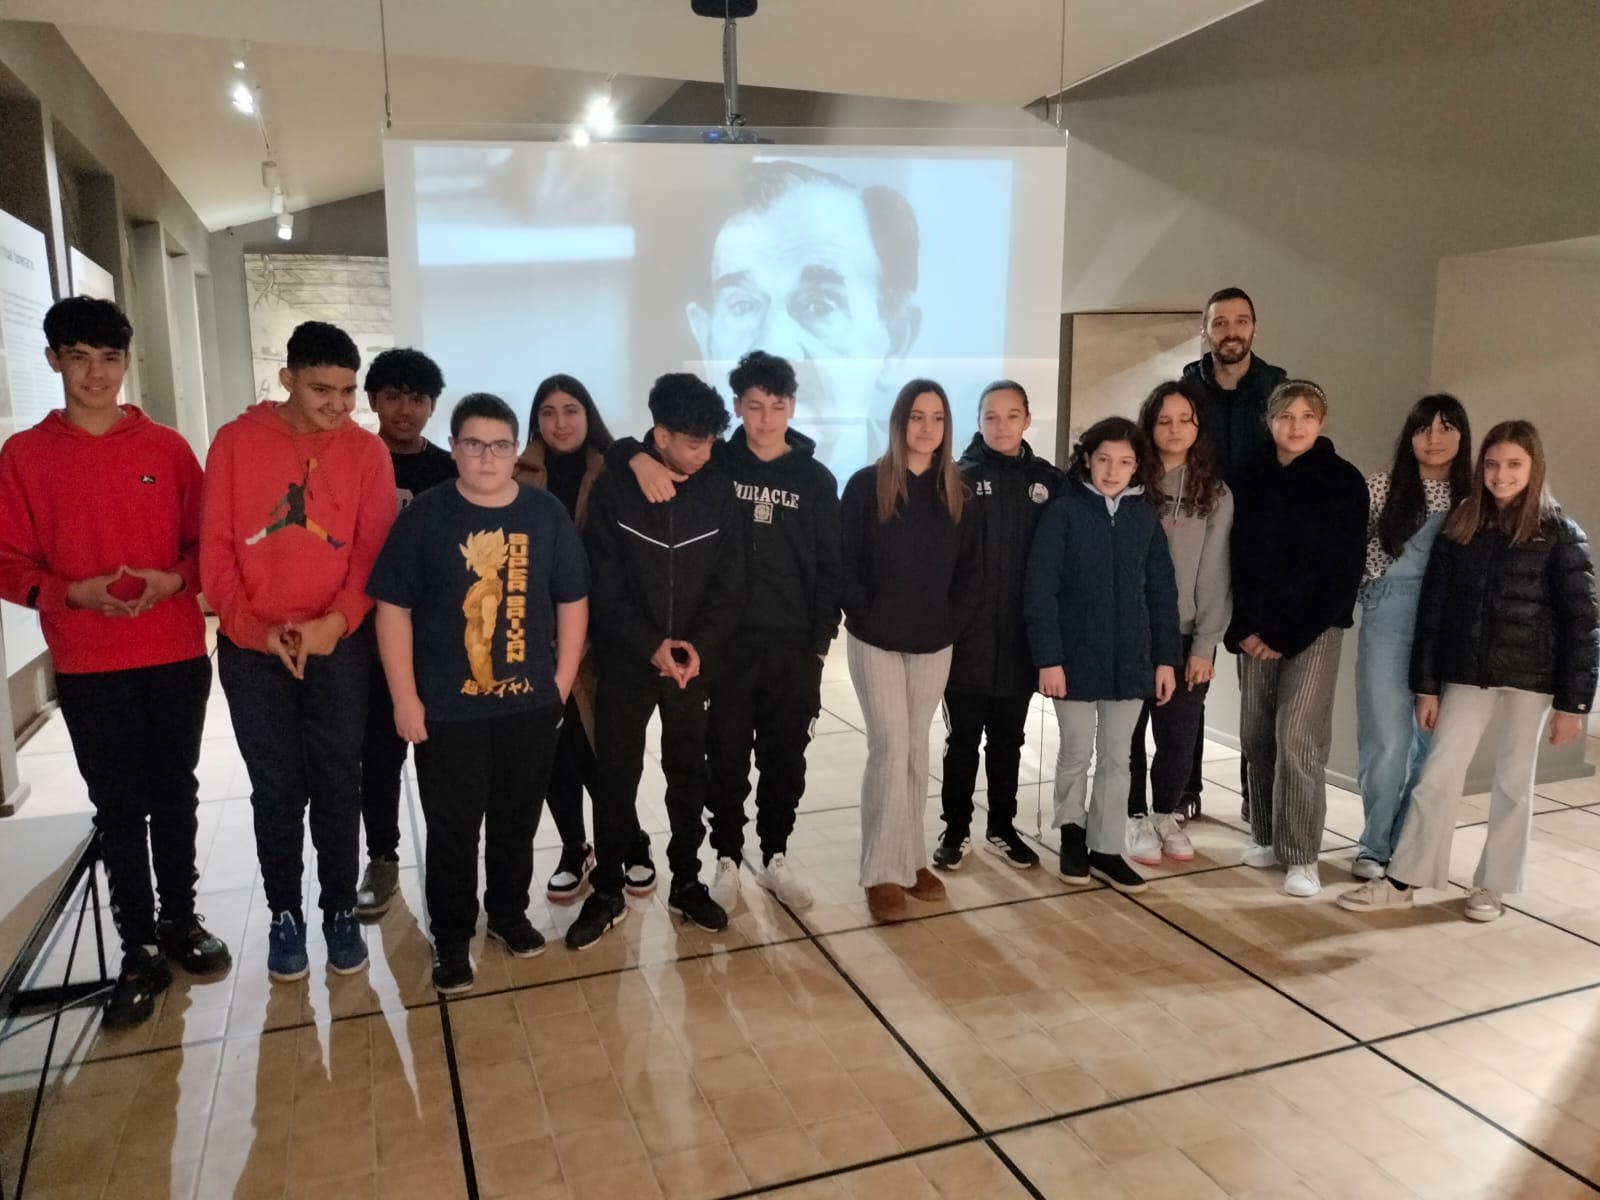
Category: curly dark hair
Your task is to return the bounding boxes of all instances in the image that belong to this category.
[728,350,797,401]
[286,321,359,371]
[364,347,444,399]
[1136,380,1225,516]
[44,296,132,352]
[647,373,730,439]
[1065,416,1162,499]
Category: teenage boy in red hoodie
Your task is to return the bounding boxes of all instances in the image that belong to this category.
[0,297,229,1029]
[201,321,396,982]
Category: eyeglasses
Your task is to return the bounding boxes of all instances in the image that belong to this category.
[454,438,518,459]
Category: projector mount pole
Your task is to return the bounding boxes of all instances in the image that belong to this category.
[722,11,744,127]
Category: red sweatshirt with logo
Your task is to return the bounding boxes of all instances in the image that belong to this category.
[200,402,395,652]
[0,407,207,674]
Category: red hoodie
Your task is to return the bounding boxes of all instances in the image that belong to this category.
[201,401,395,652]
[0,407,206,674]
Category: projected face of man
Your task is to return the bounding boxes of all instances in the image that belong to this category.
[687,181,912,422]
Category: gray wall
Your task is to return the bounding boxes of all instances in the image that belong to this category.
[208,190,388,436]
[1056,0,1600,785]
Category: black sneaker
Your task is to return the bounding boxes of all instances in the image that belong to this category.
[667,881,729,933]
[431,944,474,995]
[932,832,968,871]
[1058,824,1090,884]
[103,947,172,1030]
[1177,791,1202,823]
[156,914,232,974]
[1089,851,1148,894]
[624,831,658,897]
[984,829,1040,870]
[546,842,593,903]
[486,915,547,959]
[356,858,400,918]
[565,890,627,951]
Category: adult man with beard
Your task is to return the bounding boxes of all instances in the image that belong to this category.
[1181,287,1288,823]
[1181,288,1288,487]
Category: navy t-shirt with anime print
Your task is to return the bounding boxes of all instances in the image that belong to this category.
[367,482,588,721]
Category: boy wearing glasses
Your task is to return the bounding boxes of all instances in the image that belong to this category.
[368,393,588,994]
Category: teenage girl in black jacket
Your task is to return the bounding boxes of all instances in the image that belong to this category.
[1339,420,1598,922]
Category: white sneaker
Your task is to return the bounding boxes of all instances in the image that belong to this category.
[1153,813,1194,862]
[1336,877,1414,912]
[1284,864,1321,898]
[1351,856,1387,881]
[757,854,813,910]
[708,857,741,912]
[1126,817,1163,866]
[1464,888,1503,922]
[1241,843,1278,869]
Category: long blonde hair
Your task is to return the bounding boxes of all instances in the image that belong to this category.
[1444,420,1557,545]
[875,379,963,523]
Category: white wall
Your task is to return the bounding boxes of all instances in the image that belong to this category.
[1432,250,1600,548]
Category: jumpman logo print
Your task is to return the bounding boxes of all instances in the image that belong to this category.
[244,458,345,549]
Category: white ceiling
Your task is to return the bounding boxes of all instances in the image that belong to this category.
[1479,236,1600,265]
[20,0,1261,230]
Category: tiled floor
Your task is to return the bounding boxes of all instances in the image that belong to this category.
[3,643,1600,1199]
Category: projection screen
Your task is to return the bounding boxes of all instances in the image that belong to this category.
[384,132,1066,484]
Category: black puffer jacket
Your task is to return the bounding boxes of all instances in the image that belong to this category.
[1410,512,1599,714]
[948,434,1063,695]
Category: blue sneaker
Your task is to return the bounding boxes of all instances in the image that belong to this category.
[267,912,309,982]
[323,910,369,975]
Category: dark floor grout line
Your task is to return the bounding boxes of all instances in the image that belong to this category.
[1366,977,1600,1049]
[710,1040,1363,1200]
[982,1138,1049,1199]
[1364,1043,1600,1195]
[437,997,481,1200]
[754,881,1053,1200]
[1115,888,1364,1045]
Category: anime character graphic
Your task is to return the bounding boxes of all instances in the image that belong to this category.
[460,528,509,693]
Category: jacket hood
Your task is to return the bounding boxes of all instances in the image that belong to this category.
[958,432,1040,471]
[38,405,154,440]
[1255,435,1343,477]
[1182,352,1281,390]
[727,426,818,470]
[236,399,369,443]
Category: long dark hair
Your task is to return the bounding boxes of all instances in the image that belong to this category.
[876,379,964,523]
[1135,379,1224,516]
[529,374,615,453]
[1065,416,1162,497]
[1445,420,1557,546]
[1376,393,1473,558]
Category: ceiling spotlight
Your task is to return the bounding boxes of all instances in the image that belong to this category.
[586,95,616,135]
[270,188,286,215]
[231,81,256,115]
[570,128,591,147]
[233,59,246,70]
[277,212,293,241]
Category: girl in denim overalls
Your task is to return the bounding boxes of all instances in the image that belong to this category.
[1352,395,1472,878]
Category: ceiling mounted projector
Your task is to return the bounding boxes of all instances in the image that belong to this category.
[691,0,756,16]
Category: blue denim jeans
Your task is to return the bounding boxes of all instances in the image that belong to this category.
[1354,513,1444,862]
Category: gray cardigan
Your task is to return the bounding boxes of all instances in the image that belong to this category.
[1157,463,1233,661]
